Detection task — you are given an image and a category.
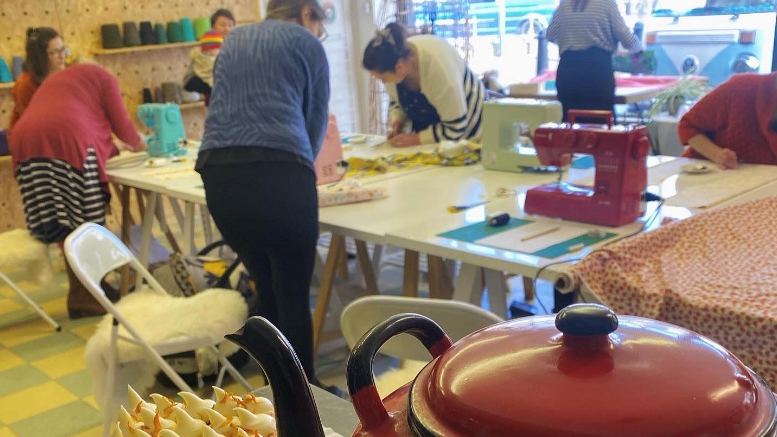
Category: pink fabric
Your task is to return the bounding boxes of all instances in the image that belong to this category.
[571,196,777,386]
[530,70,704,87]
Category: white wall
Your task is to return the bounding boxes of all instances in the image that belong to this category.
[348,0,380,133]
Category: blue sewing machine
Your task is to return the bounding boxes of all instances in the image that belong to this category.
[137,103,187,157]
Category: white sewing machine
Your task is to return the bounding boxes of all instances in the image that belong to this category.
[481,99,563,172]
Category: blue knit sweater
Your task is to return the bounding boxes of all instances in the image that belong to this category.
[199,20,330,164]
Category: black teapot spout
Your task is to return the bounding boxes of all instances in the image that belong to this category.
[226,316,326,437]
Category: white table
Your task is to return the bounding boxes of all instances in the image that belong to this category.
[384,158,777,315]
[108,147,777,327]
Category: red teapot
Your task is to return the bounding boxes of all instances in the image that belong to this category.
[228,304,777,437]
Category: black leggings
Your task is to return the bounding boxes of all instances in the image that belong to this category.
[556,47,615,122]
[200,160,320,380]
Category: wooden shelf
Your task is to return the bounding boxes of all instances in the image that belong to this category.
[92,41,198,56]
[0,82,14,90]
[179,102,205,110]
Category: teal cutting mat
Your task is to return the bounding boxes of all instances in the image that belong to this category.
[532,232,617,258]
[437,218,533,242]
[438,220,617,259]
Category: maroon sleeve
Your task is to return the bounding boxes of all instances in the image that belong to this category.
[100,70,142,149]
[677,77,739,145]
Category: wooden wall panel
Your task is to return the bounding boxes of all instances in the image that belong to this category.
[0,0,257,230]
[0,0,258,132]
[0,157,25,232]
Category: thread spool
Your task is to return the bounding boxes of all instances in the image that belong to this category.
[154,87,164,103]
[193,17,211,40]
[0,130,9,156]
[167,22,183,43]
[139,22,157,45]
[0,59,13,83]
[11,56,23,80]
[142,88,154,104]
[161,82,182,104]
[155,24,169,44]
[101,24,124,49]
[486,212,511,227]
[123,22,142,47]
[179,17,196,42]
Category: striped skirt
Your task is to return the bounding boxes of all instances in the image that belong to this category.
[15,147,108,244]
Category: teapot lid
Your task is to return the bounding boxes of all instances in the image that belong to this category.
[409,304,776,437]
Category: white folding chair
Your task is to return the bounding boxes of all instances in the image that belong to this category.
[340,295,504,362]
[0,230,60,331]
[64,223,252,436]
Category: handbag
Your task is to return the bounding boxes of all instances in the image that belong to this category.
[150,240,254,387]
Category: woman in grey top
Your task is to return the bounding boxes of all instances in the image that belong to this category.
[547,0,643,121]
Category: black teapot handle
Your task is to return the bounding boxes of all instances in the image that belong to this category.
[347,314,453,430]
[226,317,326,437]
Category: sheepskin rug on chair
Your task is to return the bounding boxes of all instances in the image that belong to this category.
[85,288,247,423]
[375,360,428,398]
[0,229,53,284]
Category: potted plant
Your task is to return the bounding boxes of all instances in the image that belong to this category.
[647,75,709,118]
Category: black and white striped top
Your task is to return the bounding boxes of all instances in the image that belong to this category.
[15,148,107,243]
[387,35,485,144]
[547,0,642,54]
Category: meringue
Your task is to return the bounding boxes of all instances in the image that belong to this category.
[150,393,178,419]
[201,426,226,437]
[240,394,274,416]
[179,392,216,422]
[139,406,176,433]
[212,387,240,418]
[171,405,206,437]
[234,408,275,436]
[119,406,141,436]
[129,385,155,413]
[204,409,236,435]
[110,422,123,437]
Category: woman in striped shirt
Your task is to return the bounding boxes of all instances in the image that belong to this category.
[547,0,642,120]
[11,64,147,318]
[363,23,485,147]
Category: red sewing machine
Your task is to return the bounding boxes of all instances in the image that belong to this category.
[524,110,650,227]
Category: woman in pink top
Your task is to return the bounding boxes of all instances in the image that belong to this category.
[11,63,147,318]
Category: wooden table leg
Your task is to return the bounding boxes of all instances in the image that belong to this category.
[337,239,349,280]
[355,240,379,295]
[452,263,483,305]
[313,234,344,357]
[135,188,146,221]
[402,250,420,297]
[484,269,509,318]
[155,197,181,254]
[182,202,196,256]
[135,192,159,291]
[119,185,132,297]
[428,255,453,300]
[522,276,536,302]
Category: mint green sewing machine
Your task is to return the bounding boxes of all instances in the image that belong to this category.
[137,103,187,157]
[481,99,563,171]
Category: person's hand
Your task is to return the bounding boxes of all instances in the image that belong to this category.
[133,137,149,152]
[390,133,421,148]
[388,120,403,139]
[715,148,738,169]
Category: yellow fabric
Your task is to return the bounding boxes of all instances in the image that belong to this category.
[345,148,481,179]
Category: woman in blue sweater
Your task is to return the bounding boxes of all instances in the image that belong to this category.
[196,0,334,393]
